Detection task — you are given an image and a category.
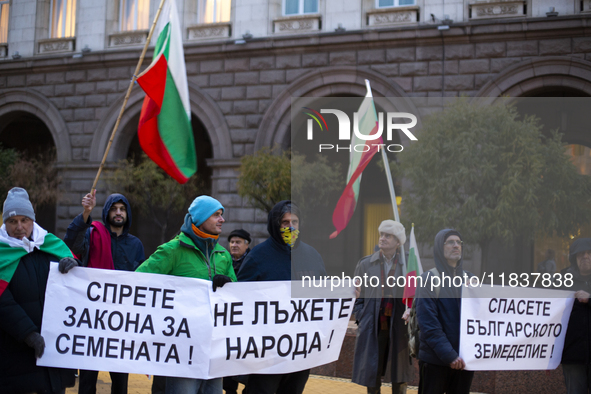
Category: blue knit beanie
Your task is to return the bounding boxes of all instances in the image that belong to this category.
[3,187,35,222]
[188,196,224,226]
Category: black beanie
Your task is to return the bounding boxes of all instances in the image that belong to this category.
[228,229,251,243]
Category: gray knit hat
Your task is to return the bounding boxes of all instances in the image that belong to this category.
[3,187,35,221]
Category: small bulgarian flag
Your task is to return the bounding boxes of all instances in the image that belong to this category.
[330,80,383,239]
[137,0,196,184]
[403,224,424,307]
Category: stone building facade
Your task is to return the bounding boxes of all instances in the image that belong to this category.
[0,0,591,258]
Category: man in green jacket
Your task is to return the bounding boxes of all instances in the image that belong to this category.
[136,195,236,394]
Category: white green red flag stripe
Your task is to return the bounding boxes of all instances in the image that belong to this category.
[0,223,72,297]
[403,225,424,307]
[330,81,384,239]
[137,0,196,184]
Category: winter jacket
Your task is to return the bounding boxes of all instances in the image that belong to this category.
[416,229,473,366]
[561,239,591,365]
[233,248,250,274]
[136,213,236,282]
[352,251,411,386]
[0,249,75,393]
[237,200,327,282]
[64,194,145,271]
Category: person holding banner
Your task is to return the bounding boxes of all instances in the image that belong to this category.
[351,220,411,394]
[62,190,145,394]
[0,187,76,393]
[237,200,327,394]
[415,229,474,394]
[136,195,236,394]
[561,238,591,393]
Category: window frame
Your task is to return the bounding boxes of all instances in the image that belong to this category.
[119,0,150,31]
[200,0,231,24]
[283,0,319,16]
[0,0,9,44]
[375,0,416,9]
[49,0,77,38]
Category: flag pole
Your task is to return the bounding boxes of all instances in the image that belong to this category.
[364,80,407,276]
[90,0,168,193]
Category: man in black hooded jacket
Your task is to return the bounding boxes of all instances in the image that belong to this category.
[63,190,145,394]
[561,238,591,393]
[238,200,327,394]
[415,229,474,394]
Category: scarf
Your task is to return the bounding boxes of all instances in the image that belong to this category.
[0,222,73,297]
[379,253,398,331]
[87,221,114,270]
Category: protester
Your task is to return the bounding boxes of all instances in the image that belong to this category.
[561,238,591,393]
[136,195,236,394]
[538,249,557,275]
[63,190,145,394]
[228,229,251,274]
[237,200,327,394]
[416,229,474,394]
[0,187,76,393]
[352,220,411,394]
[222,229,252,394]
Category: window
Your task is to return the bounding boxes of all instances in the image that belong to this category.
[121,0,150,31]
[568,144,591,175]
[376,0,415,7]
[50,0,76,38]
[0,1,8,43]
[284,0,318,16]
[202,0,231,23]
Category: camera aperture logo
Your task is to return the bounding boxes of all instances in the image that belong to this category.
[303,107,418,153]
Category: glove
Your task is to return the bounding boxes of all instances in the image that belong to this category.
[212,275,232,292]
[58,257,80,273]
[24,332,45,359]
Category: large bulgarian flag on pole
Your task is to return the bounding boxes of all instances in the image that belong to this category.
[136,0,196,184]
[330,80,383,239]
[403,224,424,307]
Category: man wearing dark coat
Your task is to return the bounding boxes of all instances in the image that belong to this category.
[352,220,411,394]
[416,229,474,394]
[238,200,327,394]
[228,228,251,274]
[0,187,76,393]
[223,228,251,394]
[62,190,145,394]
[561,238,591,393]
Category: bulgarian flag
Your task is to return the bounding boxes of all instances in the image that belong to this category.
[330,80,384,239]
[403,225,424,307]
[137,0,196,184]
[0,223,73,297]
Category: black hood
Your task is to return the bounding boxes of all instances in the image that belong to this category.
[102,193,132,236]
[569,238,591,272]
[267,200,300,250]
[433,228,464,277]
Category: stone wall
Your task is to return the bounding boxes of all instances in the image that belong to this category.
[0,15,590,247]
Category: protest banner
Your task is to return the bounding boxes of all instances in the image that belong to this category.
[208,280,355,378]
[39,264,354,378]
[459,285,575,370]
[38,263,212,378]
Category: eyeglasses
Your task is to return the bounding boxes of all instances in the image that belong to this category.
[444,240,463,246]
